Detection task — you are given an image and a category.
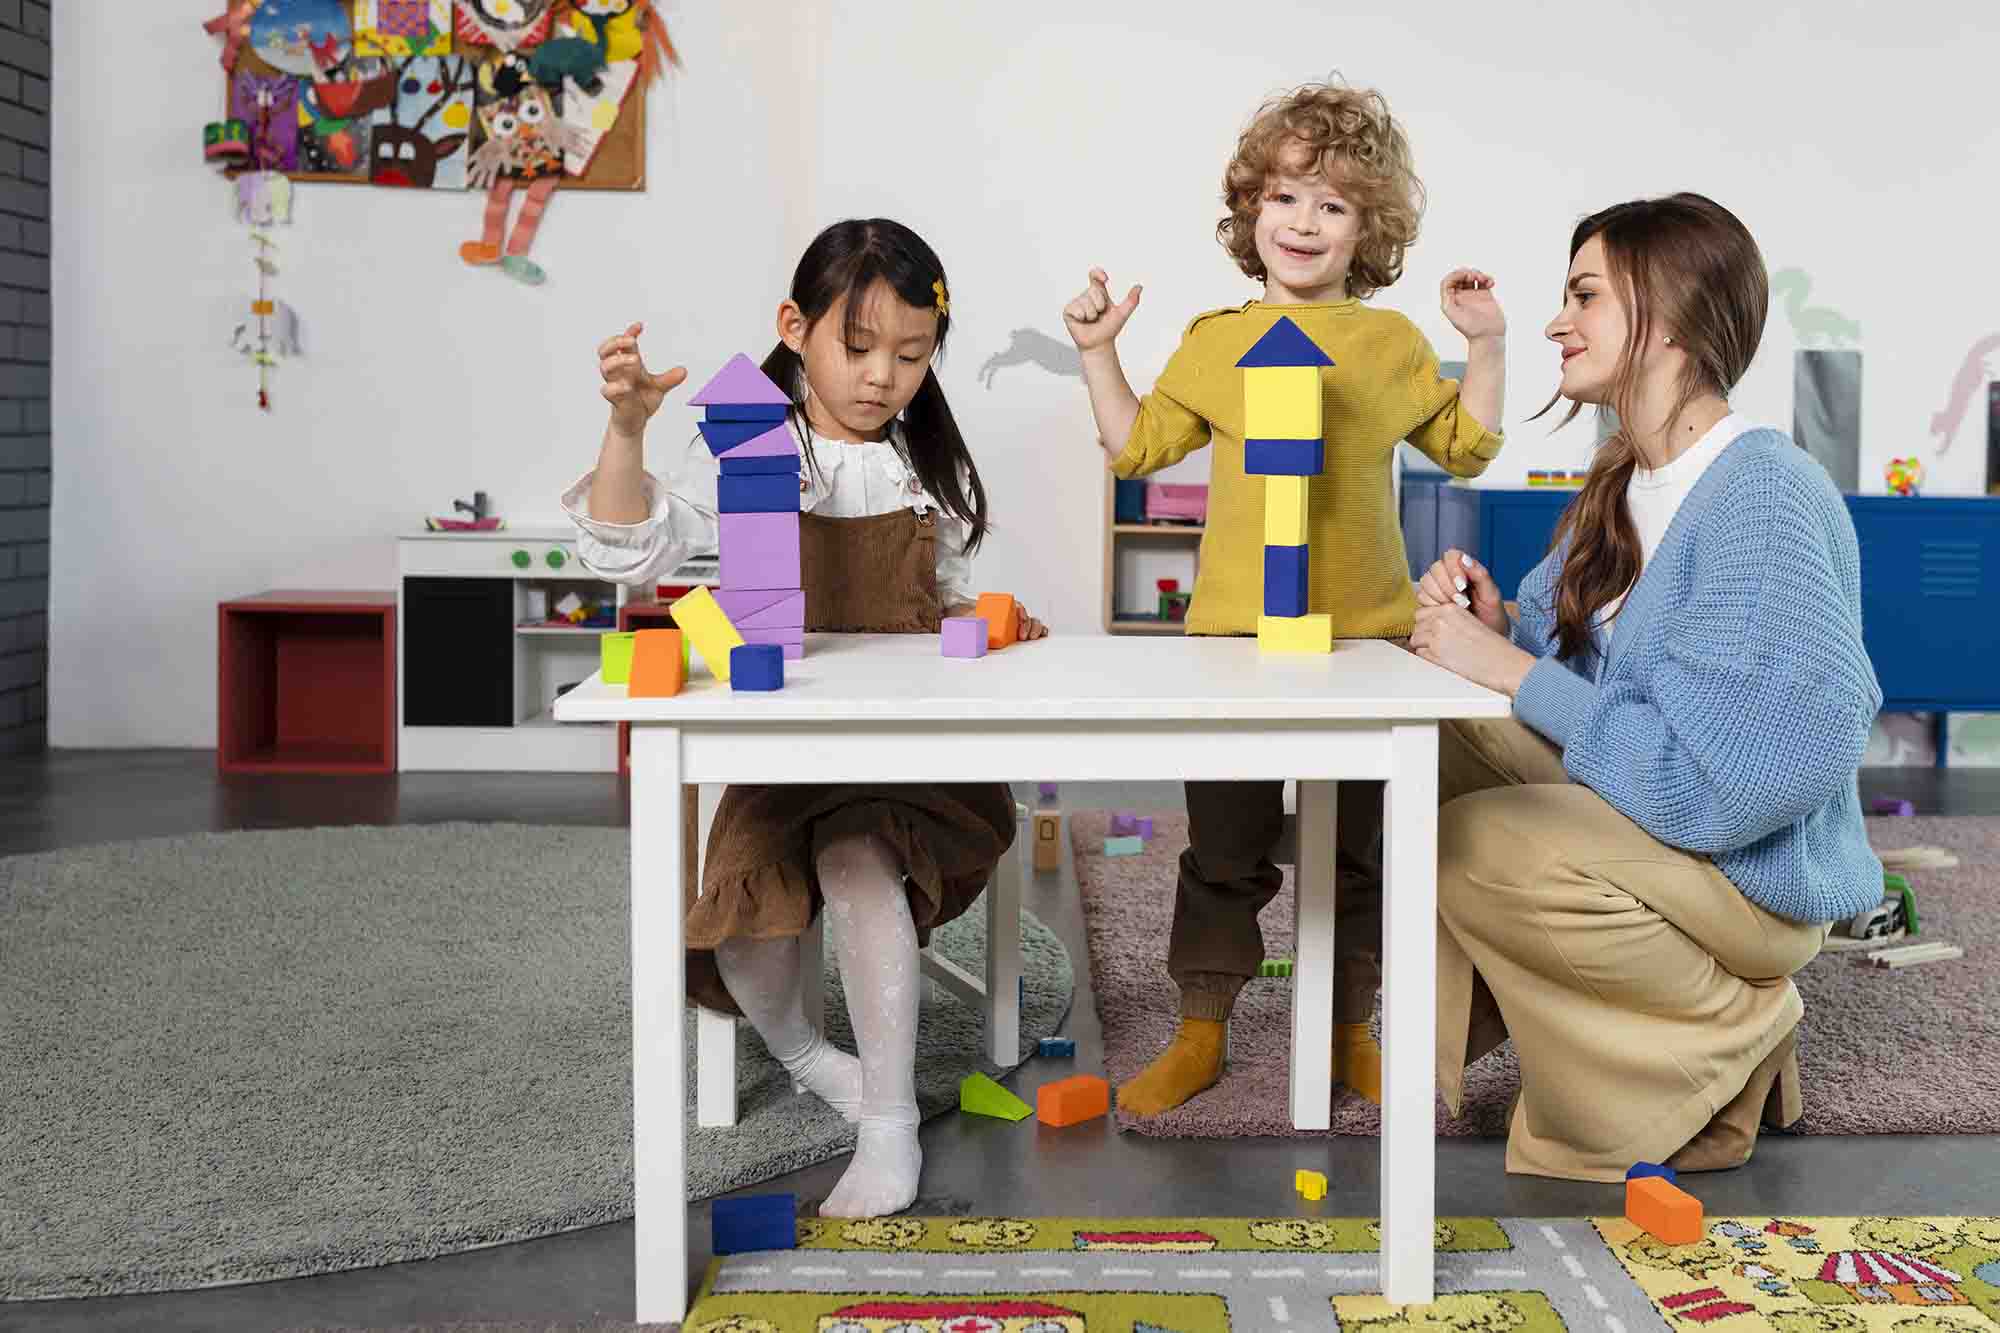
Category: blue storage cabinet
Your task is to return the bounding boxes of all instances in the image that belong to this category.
[1847,497,2000,713]
[1436,484,1578,600]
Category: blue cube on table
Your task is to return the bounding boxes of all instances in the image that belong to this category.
[712,1193,796,1254]
[730,643,785,692]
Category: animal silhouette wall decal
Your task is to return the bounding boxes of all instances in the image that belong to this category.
[980,327,1083,388]
[1772,269,1862,348]
[1930,334,2000,454]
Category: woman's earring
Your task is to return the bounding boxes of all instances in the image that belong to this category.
[1663,335,1675,345]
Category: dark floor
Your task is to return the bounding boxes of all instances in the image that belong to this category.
[5,753,1998,1333]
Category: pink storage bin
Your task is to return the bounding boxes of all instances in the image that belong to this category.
[1144,482,1208,523]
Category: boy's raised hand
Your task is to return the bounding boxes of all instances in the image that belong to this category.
[1440,268,1506,342]
[598,321,688,436]
[1062,268,1142,351]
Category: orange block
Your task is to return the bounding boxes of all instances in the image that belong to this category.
[628,628,686,698]
[1036,1074,1109,1127]
[1625,1175,1702,1245]
[973,592,1019,649]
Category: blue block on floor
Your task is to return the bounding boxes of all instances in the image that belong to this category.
[1625,1161,1677,1183]
[1038,1036,1075,1058]
[720,454,804,476]
[1244,437,1324,476]
[712,1193,796,1254]
[730,643,785,692]
[719,472,803,514]
[1264,544,1309,617]
[704,401,790,423]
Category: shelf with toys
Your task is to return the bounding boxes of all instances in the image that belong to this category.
[1102,473,1207,634]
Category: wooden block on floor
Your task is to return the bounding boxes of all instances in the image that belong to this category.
[1032,810,1061,871]
[1626,1175,1702,1245]
[1037,1074,1110,1127]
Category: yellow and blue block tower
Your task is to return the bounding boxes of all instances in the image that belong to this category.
[1238,316,1335,653]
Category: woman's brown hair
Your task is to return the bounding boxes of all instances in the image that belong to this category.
[1218,80,1423,300]
[1533,193,1769,660]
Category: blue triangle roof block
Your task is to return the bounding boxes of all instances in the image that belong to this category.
[1235,315,1336,368]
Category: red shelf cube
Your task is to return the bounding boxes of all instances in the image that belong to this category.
[218,590,396,775]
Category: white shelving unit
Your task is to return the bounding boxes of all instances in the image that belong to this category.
[1102,472,1204,634]
[397,526,717,772]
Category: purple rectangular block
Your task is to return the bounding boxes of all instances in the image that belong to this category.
[739,625,803,660]
[1109,811,1138,836]
[715,589,805,629]
[720,512,801,591]
[941,616,988,658]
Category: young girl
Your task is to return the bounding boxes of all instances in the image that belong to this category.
[563,218,1048,1218]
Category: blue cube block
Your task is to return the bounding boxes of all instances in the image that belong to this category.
[712,1193,796,1254]
[1264,544,1309,617]
[1244,437,1324,476]
[719,473,803,514]
[704,401,790,423]
[697,418,775,453]
[730,643,785,692]
[1037,1036,1075,1058]
[720,454,803,476]
[1625,1161,1677,1183]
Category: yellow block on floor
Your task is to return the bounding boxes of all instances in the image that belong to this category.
[1243,365,1322,440]
[1295,1168,1327,1201]
[668,586,745,682]
[1258,613,1332,654]
[1264,475,1310,546]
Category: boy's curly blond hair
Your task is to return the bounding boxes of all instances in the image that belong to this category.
[1218,80,1425,299]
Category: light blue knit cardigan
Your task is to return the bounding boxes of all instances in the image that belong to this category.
[1511,427,1884,924]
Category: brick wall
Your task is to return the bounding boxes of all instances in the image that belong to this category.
[0,0,46,755]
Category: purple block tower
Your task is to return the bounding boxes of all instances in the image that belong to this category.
[691,354,806,658]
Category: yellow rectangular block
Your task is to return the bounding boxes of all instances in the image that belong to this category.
[1244,365,1322,440]
[1295,1168,1327,1200]
[1258,613,1333,654]
[1264,475,1310,546]
[668,586,745,681]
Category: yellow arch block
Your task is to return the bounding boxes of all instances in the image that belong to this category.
[1264,475,1310,546]
[1244,365,1322,441]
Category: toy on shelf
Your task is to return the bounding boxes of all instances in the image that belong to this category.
[1037,1074,1110,1127]
[973,592,1020,648]
[1884,456,1924,497]
[730,643,784,693]
[941,616,988,658]
[669,586,746,682]
[628,628,686,698]
[1156,579,1191,621]
[1144,482,1209,524]
[1294,1168,1327,1201]
[960,1072,1033,1121]
[1239,317,1336,654]
[1526,470,1587,488]
[711,1193,796,1255]
[1037,1036,1075,1059]
[1626,1175,1702,1244]
[1103,835,1143,857]
[694,354,806,660]
[426,489,505,532]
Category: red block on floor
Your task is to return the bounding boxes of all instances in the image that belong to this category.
[1036,1074,1109,1127]
[1626,1175,1702,1244]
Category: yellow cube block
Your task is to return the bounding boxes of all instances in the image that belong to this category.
[1244,365,1322,441]
[1264,475,1310,546]
[1258,613,1333,654]
[1295,1168,1328,1200]
[668,586,746,681]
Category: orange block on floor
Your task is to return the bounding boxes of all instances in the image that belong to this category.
[1036,1074,1109,1127]
[1625,1175,1702,1245]
[973,592,1019,649]
[628,628,686,698]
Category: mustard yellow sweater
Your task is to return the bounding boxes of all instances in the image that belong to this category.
[1112,299,1504,638]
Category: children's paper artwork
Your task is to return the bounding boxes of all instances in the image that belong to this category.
[452,0,558,53]
[249,0,355,77]
[368,56,475,188]
[351,0,451,58]
[231,72,303,173]
[236,170,294,224]
[462,53,587,283]
[559,58,636,177]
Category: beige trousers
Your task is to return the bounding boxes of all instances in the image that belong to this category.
[1435,716,1825,1181]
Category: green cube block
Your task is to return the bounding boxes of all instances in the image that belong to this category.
[600,632,636,684]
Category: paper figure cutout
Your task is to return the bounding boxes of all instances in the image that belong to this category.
[462,54,585,284]
[559,58,635,176]
[351,0,450,57]
[231,73,303,173]
[571,0,678,92]
[236,170,294,224]
[250,0,355,77]
[202,2,260,71]
[453,0,557,53]
[369,55,474,188]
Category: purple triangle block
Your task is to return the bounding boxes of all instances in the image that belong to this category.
[690,352,791,407]
[717,422,802,461]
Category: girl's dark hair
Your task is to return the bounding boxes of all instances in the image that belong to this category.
[759,218,989,552]
[1531,192,1768,661]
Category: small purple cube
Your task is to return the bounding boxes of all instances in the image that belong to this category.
[1037,782,1059,804]
[1109,811,1138,836]
[1136,816,1154,840]
[941,617,988,658]
[1869,796,1914,816]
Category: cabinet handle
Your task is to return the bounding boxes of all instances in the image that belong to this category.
[511,549,531,569]
[545,549,567,570]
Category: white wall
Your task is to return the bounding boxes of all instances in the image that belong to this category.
[51,1,1999,747]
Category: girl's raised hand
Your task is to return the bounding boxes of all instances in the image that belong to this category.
[598,321,688,437]
[1061,267,1142,351]
[1416,548,1508,636]
[1439,268,1506,342]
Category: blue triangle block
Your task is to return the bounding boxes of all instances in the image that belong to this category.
[698,418,775,453]
[1235,315,1335,368]
[720,454,803,476]
[705,402,790,423]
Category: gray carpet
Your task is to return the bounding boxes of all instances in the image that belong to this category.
[1073,809,1996,1139]
[0,824,1071,1301]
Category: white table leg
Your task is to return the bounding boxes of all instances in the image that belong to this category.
[694,783,738,1128]
[629,726,689,1324]
[985,830,1024,1067]
[1381,722,1439,1305]
[1290,779,1336,1131]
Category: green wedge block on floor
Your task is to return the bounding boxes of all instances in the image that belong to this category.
[959,1072,1033,1121]
[1258,959,1293,978]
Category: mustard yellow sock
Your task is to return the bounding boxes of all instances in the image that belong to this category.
[1118,1017,1226,1116]
[1336,1022,1382,1105]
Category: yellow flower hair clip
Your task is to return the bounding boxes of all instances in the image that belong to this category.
[932,279,950,316]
